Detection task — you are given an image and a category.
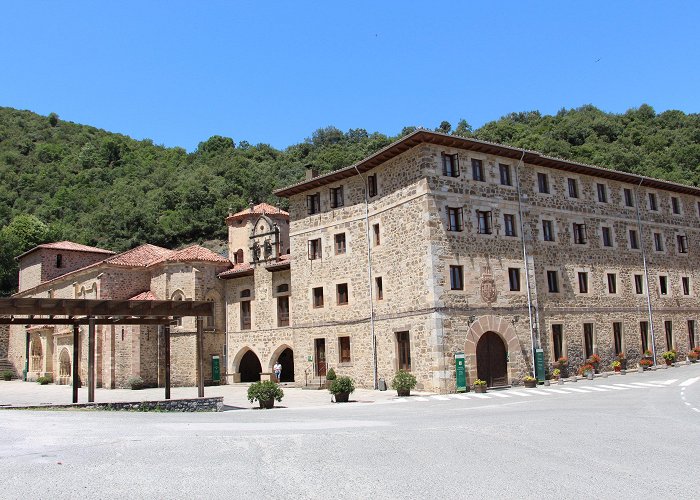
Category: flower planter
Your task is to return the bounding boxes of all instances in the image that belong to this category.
[665,359,673,366]
[524,380,537,388]
[397,389,410,397]
[474,385,487,393]
[334,391,350,403]
[614,366,621,373]
[259,398,275,409]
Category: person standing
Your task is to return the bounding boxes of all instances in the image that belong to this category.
[273,361,282,383]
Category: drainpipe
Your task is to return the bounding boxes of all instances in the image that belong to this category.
[514,150,537,377]
[354,165,378,389]
[635,179,657,365]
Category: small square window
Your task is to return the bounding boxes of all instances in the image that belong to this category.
[336,283,349,305]
[308,238,322,260]
[677,234,688,254]
[537,173,550,194]
[624,188,634,207]
[629,229,639,250]
[542,220,555,242]
[573,223,587,245]
[671,197,681,215]
[339,336,351,363]
[368,174,378,197]
[648,193,658,211]
[508,268,520,291]
[442,153,460,177]
[597,183,608,203]
[476,210,492,235]
[547,270,559,293]
[607,273,617,294]
[312,287,324,308]
[334,233,346,255]
[634,274,644,295]
[578,272,589,293]
[568,178,578,198]
[450,266,464,290]
[504,214,517,237]
[499,164,512,186]
[471,159,484,182]
[306,193,321,215]
[447,207,463,232]
[329,186,344,208]
[602,227,613,247]
[654,232,664,252]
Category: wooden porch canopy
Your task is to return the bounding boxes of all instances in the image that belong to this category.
[0,298,214,405]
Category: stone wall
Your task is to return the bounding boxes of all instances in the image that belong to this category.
[5,396,224,412]
[0,324,8,358]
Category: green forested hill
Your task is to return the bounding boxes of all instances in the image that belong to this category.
[1,104,699,295]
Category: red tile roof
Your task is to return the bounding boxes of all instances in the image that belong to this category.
[151,245,230,265]
[129,290,158,301]
[105,244,173,267]
[17,241,115,260]
[226,203,288,223]
[218,263,253,278]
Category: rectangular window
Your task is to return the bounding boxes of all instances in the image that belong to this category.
[640,321,649,353]
[339,336,351,363]
[597,183,608,203]
[607,273,617,294]
[613,322,623,356]
[648,192,658,211]
[312,287,324,308]
[665,320,673,351]
[375,277,383,300]
[629,229,639,250]
[240,301,251,330]
[334,233,346,255]
[499,164,512,186]
[396,331,411,371]
[336,283,349,305]
[329,186,344,208]
[578,272,589,293]
[308,238,322,260]
[682,276,690,296]
[471,159,484,182]
[542,220,554,242]
[56,254,63,268]
[654,232,664,252]
[306,193,321,215]
[442,153,460,177]
[568,178,579,198]
[373,223,381,246]
[277,296,289,327]
[688,320,696,350]
[671,196,681,214]
[504,214,516,237]
[450,265,464,290]
[367,174,378,197]
[476,210,493,234]
[573,223,587,245]
[659,275,668,295]
[552,324,563,361]
[537,172,550,194]
[583,323,594,359]
[624,188,634,207]
[547,270,559,293]
[447,207,463,232]
[634,274,644,295]
[602,227,613,247]
[677,234,688,254]
[508,268,521,291]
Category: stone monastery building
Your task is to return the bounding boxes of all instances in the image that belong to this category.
[5,130,700,391]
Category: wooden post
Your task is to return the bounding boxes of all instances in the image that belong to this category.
[197,316,204,398]
[72,323,80,404]
[88,317,95,403]
[24,330,30,381]
[164,324,171,400]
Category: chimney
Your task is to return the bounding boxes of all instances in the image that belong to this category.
[305,163,319,181]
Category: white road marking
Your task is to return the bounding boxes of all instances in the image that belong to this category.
[508,391,533,397]
[450,394,471,400]
[393,398,408,403]
[583,387,609,392]
[431,395,450,401]
[597,384,628,390]
[413,397,429,402]
[693,408,700,413]
[680,377,700,387]
[541,388,571,394]
[628,382,666,388]
[660,379,678,385]
[685,402,691,406]
[469,393,491,399]
[612,384,641,389]
[561,387,592,393]
[487,392,511,398]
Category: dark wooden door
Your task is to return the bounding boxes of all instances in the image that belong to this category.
[315,338,326,376]
[476,331,508,387]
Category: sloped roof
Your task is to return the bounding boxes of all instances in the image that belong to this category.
[17,241,115,260]
[151,244,230,265]
[218,263,253,278]
[105,244,173,267]
[129,290,158,301]
[226,203,289,223]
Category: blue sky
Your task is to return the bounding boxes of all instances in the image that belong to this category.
[2,1,699,151]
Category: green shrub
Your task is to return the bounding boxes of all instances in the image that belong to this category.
[127,376,144,390]
[247,381,284,404]
[329,376,355,395]
[391,370,417,391]
[662,350,677,362]
[36,375,52,385]
[1,370,13,381]
[326,368,337,381]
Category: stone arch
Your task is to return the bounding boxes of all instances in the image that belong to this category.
[58,348,71,384]
[171,290,185,327]
[464,315,523,387]
[233,346,262,382]
[269,344,294,383]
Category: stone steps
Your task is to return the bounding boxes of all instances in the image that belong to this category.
[0,358,17,379]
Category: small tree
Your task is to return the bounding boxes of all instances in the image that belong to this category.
[48,112,59,127]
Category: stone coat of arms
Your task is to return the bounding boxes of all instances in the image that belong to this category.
[480,262,498,304]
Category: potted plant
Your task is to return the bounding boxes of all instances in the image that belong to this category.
[325,367,337,389]
[473,379,487,393]
[523,375,537,388]
[639,358,654,370]
[127,375,144,390]
[662,350,676,366]
[556,357,569,378]
[689,351,699,363]
[616,352,627,370]
[329,376,355,403]
[578,363,595,379]
[1,370,12,381]
[391,369,417,397]
[247,380,284,409]
[587,354,601,373]
[611,360,621,373]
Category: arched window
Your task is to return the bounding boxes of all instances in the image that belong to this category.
[171,291,184,327]
[59,349,71,378]
[235,249,244,264]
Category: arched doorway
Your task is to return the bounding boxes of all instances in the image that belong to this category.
[58,348,71,385]
[239,350,262,382]
[476,331,508,387]
[30,340,43,372]
[276,348,294,382]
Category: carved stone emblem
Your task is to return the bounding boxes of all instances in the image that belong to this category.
[480,262,497,304]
